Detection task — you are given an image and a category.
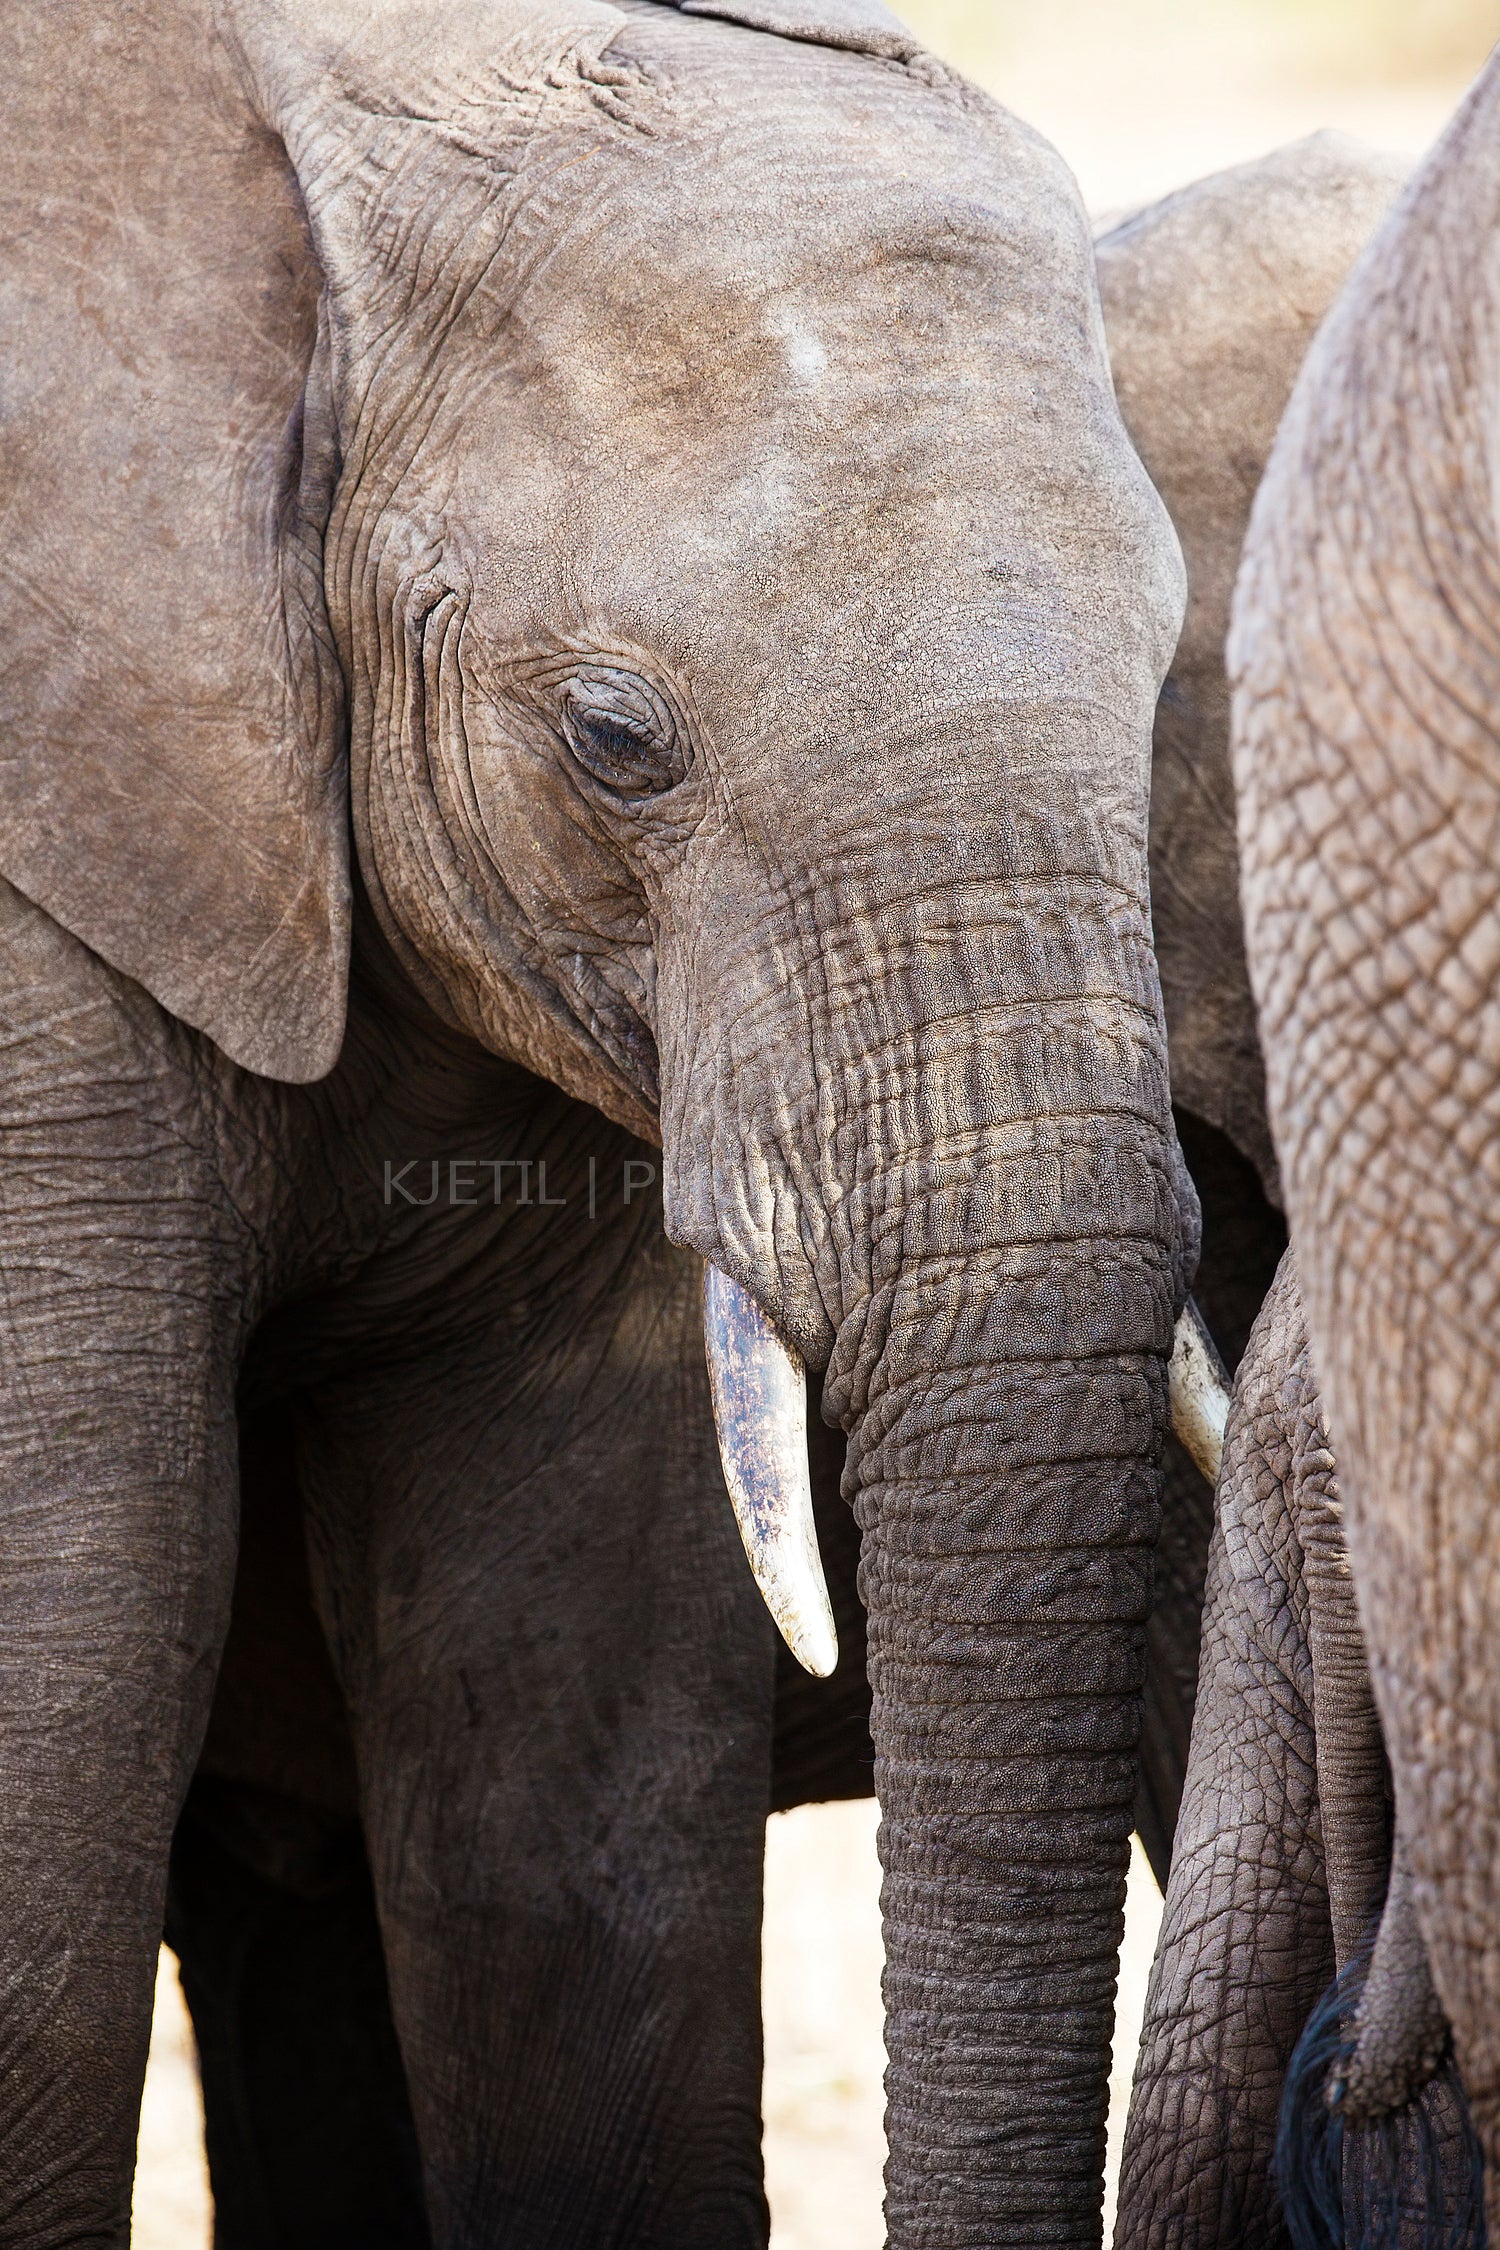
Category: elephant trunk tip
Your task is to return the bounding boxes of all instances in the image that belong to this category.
[702,1263,838,1679]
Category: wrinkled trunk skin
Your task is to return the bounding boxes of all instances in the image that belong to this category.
[1233,48,1500,2227]
[852,1206,1173,2244]
[673,839,1186,2241]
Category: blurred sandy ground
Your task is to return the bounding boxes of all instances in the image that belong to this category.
[131,2,1500,2240]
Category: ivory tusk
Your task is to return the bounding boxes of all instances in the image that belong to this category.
[703,1264,838,1678]
[1170,1296,1233,1486]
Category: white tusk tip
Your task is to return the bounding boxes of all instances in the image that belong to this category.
[703,1263,839,1678]
[1170,1296,1233,1486]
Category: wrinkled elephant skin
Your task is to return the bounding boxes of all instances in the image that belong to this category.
[1118,1255,1479,2249]
[0,1,1187,2243]
[1234,43,1500,2237]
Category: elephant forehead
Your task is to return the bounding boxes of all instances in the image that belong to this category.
[356,12,1107,465]
[341,9,1181,709]
[447,409,1175,756]
[436,175,1159,656]
[508,134,1096,405]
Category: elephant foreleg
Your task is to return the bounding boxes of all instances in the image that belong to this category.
[168,1406,431,2248]
[0,883,249,2243]
[292,1142,774,2249]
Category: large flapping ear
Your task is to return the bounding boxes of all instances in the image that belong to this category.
[664,0,920,60]
[0,0,632,1084]
[0,1,353,1082]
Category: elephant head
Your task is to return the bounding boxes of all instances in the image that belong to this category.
[1232,42,1500,2231]
[4,0,1191,2233]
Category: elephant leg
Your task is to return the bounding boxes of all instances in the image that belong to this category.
[0,882,252,2242]
[169,1409,430,2248]
[293,1181,774,2248]
[1117,1254,1335,2248]
[167,1778,429,2249]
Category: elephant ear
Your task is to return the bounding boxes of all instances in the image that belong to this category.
[0,1,356,1082]
[664,0,921,61]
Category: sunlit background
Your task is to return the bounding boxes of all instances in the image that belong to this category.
[131,5,1500,2247]
[905,0,1496,211]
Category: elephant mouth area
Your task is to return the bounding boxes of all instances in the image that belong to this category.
[703,1262,839,1678]
[702,1243,1229,1678]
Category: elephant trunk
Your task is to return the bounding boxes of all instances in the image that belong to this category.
[817,1085,1178,2244]
[661,775,1185,2239]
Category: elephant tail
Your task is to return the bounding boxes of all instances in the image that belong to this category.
[1275,1921,1484,2250]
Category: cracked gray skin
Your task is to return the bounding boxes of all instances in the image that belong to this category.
[0,0,1193,2242]
[1125,1253,1358,2246]
[1116,1251,1427,2247]
[1233,43,1500,2238]
[1096,136,1405,1898]
[1095,139,1482,2248]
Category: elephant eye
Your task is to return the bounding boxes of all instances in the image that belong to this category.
[559,667,685,797]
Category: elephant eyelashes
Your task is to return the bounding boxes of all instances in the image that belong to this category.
[558,667,686,798]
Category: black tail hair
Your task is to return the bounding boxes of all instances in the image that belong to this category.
[1276,1941,1485,2250]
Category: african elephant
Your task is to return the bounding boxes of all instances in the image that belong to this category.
[149,130,1407,2248]
[106,104,1383,2250]
[0,0,1190,2241]
[1232,42,1500,2236]
[144,122,1355,2247]
[138,111,1364,2244]
[1096,133,1407,1881]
